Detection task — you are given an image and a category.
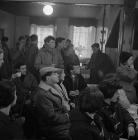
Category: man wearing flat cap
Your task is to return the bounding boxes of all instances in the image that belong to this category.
[33,66,71,140]
[88,43,115,84]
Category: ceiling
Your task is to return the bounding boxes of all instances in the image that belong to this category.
[0,0,137,19]
[0,1,107,19]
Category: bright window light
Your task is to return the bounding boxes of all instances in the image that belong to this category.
[43,5,53,16]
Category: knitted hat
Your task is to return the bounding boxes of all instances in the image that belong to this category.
[119,51,132,64]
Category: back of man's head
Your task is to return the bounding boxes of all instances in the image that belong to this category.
[31,34,38,43]
[55,37,65,47]
[0,80,16,109]
[1,36,8,43]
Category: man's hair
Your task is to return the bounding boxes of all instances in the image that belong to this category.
[55,37,65,47]
[18,36,25,41]
[66,39,71,44]
[0,80,16,109]
[1,36,8,42]
[98,74,122,99]
[41,71,53,81]
[119,51,132,64]
[30,34,38,42]
[14,61,26,70]
[44,36,55,44]
[79,87,104,113]
[91,43,100,48]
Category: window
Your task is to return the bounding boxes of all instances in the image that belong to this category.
[95,26,108,52]
[69,26,96,59]
[30,24,55,49]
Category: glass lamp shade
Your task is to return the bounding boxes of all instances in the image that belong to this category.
[43,5,53,16]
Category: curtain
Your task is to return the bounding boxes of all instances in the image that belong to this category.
[30,24,55,49]
[95,26,108,52]
[69,18,97,27]
[69,25,96,59]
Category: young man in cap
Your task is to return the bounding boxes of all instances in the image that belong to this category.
[88,43,115,84]
[33,66,71,140]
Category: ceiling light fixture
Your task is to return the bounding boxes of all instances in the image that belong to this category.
[43,5,53,16]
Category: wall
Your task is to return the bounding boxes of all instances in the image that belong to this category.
[56,18,69,38]
[96,5,121,46]
[15,16,30,42]
[0,9,15,48]
[30,17,70,38]
[95,6,121,67]
[122,15,134,52]
[0,10,30,48]
[96,5,138,67]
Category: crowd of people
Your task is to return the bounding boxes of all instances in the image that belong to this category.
[0,34,138,140]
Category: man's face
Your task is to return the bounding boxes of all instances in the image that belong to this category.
[59,70,65,81]
[127,56,134,67]
[49,72,59,83]
[47,39,55,48]
[92,47,99,54]
[11,90,17,107]
[73,66,81,74]
[0,53,4,67]
[65,40,71,48]
[20,65,27,75]
[20,39,26,45]
[110,91,119,103]
[60,40,65,49]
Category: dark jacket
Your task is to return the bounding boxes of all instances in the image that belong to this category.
[88,50,115,84]
[62,47,80,69]
[0,111,23,140]
[13,72,38,100]
[11,44,26,69]
[63,73,87,93]
[12,72,38,114]
[33,81,70,139]
[70,109,119,140]
[25,44,38,74]
[0,42,12,79]
[98,102,136,138]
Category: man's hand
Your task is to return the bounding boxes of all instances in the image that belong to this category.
[69,90,79,97]
[98,70,104,78]
[70,102,75,108]
[128,126,135,137]
[119,138,127,140]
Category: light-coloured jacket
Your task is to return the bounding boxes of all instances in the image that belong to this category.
[35,45,63,70]
[116,65,137,104]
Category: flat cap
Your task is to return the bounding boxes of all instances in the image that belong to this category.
[39,67,61,76]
